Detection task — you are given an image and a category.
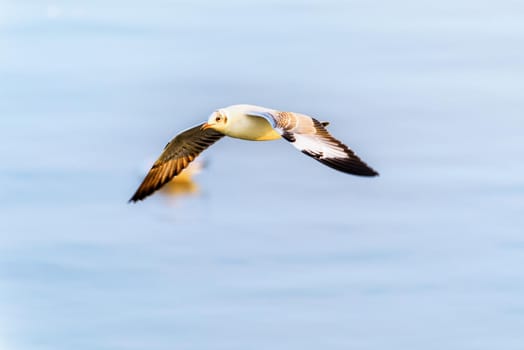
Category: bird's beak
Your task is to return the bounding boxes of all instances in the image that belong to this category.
[201,122,213,130]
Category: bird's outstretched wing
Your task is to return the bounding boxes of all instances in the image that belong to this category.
[247,110,379,176]
[129,123,224,202]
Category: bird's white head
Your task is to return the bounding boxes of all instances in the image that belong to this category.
[202,110,228,132]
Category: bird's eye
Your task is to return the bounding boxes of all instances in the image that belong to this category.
[215,116,221,122]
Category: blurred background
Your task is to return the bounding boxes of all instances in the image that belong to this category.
[1,0,523,349]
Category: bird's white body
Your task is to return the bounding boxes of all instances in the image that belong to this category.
[209,104,281,141]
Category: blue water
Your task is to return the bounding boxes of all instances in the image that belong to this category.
[1,1,524,349]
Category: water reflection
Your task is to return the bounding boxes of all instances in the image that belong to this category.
[159,160,204,198]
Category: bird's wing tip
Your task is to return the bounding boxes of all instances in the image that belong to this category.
[358,165,379,177]
[128,191,148,203]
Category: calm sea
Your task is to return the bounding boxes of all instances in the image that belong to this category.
[1,1,523,349]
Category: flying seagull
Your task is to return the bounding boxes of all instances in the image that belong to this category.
[129,104,378,202]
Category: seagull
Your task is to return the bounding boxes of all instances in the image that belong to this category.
[129,104,378,202]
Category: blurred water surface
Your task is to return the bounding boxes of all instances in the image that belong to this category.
[1,1,524,349]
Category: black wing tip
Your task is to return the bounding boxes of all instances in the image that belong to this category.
[128,195,142,203]
[357,165,380,177]
[128,190,148,203]
[344,165,380,177]
[358,168,380,177]
[318,156,379,177]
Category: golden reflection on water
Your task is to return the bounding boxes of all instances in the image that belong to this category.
[159,160,204,197]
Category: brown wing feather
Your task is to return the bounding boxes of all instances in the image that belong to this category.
[129,123,224,202]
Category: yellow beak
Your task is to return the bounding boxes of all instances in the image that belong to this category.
[201,122,213,130]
